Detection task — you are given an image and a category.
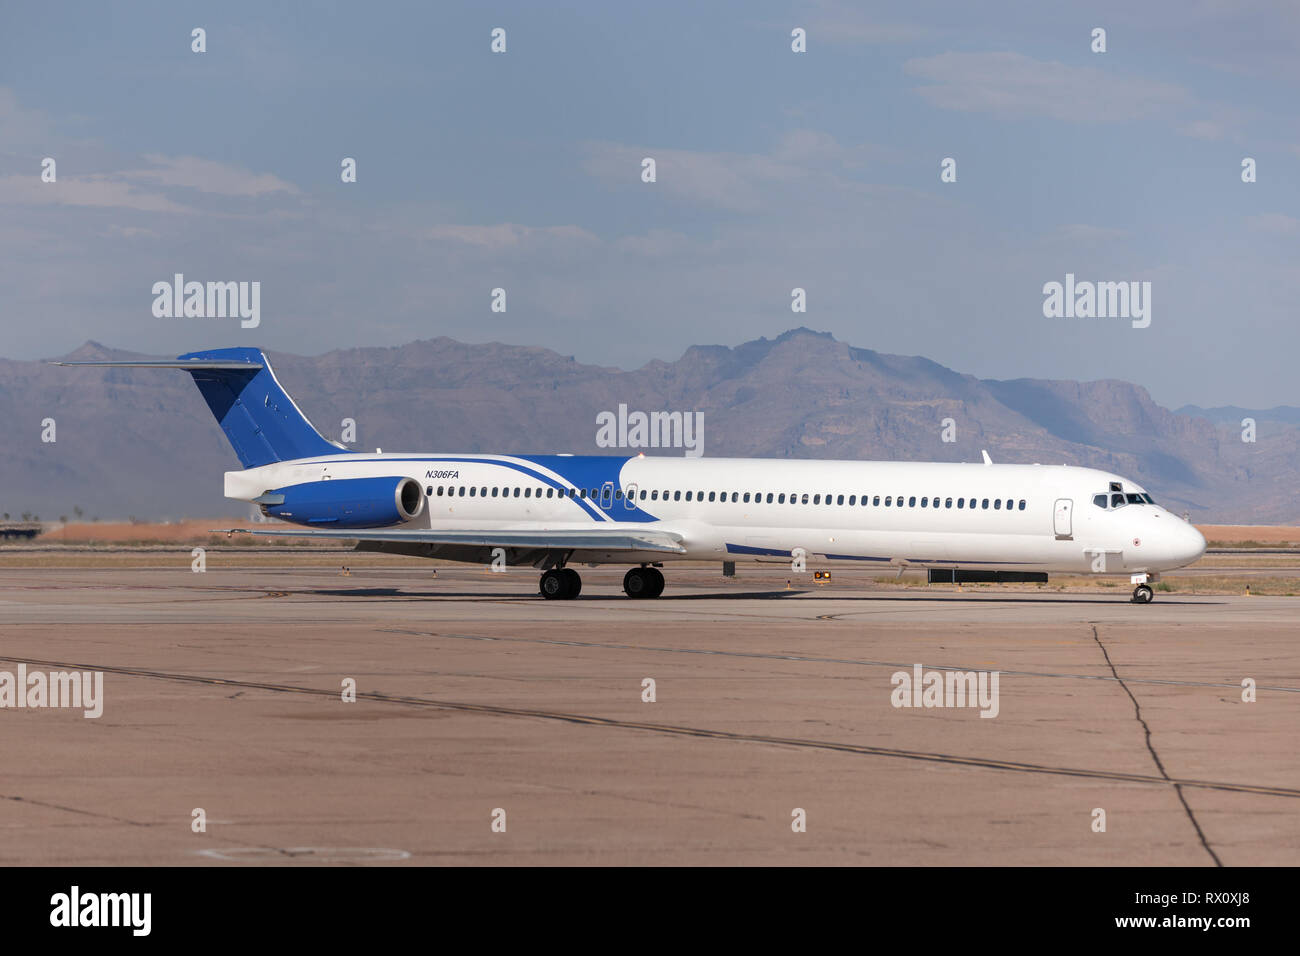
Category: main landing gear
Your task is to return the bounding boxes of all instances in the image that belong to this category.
[537,566,666,600]
[539,567,582,600]
[622,566,665,599]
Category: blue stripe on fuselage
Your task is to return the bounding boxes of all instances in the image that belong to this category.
[300,454,661,523]
[517,455,658,523]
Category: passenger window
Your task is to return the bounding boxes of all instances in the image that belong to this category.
[873,496,880,506]
[994,499,1001,510]
[897,495,905,507]
[707,492,715,502]
[885,496,892,506]
[1018,499,1026,510]
[957,498,964,508]
[813,494,821,504]
[945,497,953,508]
[674,490,681,501]
[981,499,989,509]
[470,487,477,497]
[685,491,693,501]
[766,493,774,503]
[908,496,916,507]
[848,495,855,505]
[802,494,810,504]
[491,487,498,497]
[921,497,928,507]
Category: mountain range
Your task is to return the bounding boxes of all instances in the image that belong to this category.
[1,328,1295,524]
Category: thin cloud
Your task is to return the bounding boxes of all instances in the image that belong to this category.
[423,223,599,248]
[0,173,193,213]
[122,155,300,197]
[904,52,1187,123]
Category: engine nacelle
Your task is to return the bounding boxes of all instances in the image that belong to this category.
[261,476,424,529]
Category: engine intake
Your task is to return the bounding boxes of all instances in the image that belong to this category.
[261,476,424,529]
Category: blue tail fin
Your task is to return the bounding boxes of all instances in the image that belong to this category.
[176,348,345,467]
[55,347,348,468]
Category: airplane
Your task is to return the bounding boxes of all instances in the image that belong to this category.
[57,347,1207,603]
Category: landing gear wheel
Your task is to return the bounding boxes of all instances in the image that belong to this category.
[646,567,665,598]
[1132,584,1154,604]
[623,567,651,598]
[560,568,582,598]
[540,569,567,600]
[623,567,665,598]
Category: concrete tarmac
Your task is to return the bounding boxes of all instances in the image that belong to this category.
[1,564,1297,865]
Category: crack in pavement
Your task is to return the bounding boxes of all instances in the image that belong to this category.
[1091,625,1223,867]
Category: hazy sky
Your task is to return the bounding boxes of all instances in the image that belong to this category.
[2,0,1298,408]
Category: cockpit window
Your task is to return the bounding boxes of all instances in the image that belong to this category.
[1140,493,1155,504]
[1126,493,1144,505]
[1111,493,1126,508]
[1093,494,1108,509]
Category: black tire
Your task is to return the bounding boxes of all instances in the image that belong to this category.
[623,567,649,598]
[1133,584,1154,604]
[646,567,665,598]
[540,569,566,600]
[560,568,582,598]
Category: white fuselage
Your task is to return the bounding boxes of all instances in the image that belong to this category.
[225,453,1207,576]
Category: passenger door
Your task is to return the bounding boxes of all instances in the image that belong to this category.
[1053,498,1073,540]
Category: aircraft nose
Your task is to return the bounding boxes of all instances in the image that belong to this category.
[1175,523,1206,565]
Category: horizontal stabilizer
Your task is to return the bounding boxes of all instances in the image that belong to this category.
[57,347,343,467]
[51,360,264,370]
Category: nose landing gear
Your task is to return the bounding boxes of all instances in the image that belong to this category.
[1130,573,1156,604]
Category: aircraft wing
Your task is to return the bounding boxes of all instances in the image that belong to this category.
[212,526,688,554]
